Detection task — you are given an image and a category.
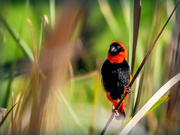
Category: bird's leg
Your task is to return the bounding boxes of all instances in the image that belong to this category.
[112,101,119,116]
[124,86,133,93]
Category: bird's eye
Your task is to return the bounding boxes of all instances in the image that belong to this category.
[117,45,120,49]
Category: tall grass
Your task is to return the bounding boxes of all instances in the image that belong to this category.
[0,0,180,135]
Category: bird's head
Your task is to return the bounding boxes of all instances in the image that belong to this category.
[108,41,127,64]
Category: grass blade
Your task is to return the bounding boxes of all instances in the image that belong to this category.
[133,74,140,107]
[27,18,40,133]
[0,102,18,127]
[26,18,38,62]
[38,15,48,59]
[49,0,55,29]
[132,69,145,116]
[144,95,168,116]
[128,0,133,67]
[98,0,120,39]
[0,16,34,62]
[131,0,141,75]
[67,60,75,101]
[119,73,180,135]
[0,108,7,134]
[120,0,130,30]
[54,90,88,134]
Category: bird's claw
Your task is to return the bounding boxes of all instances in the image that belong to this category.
[124,86,133,93]
[112,109,119,116]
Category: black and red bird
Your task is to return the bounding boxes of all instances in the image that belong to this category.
[101,41,131,119]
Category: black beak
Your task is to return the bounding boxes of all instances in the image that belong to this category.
[110,46,117,52]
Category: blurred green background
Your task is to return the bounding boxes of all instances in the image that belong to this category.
[0,0,179,134]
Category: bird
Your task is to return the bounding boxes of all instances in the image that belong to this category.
[101,41,131,119]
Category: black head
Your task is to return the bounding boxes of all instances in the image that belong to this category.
[108,42,124,56]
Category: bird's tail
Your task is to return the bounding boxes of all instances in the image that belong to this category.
[115,109,125,120]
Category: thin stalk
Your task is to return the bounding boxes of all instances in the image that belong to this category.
[0,102,18,127]
[0,16,34,61]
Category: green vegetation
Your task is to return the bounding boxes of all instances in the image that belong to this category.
[0,0,179,134]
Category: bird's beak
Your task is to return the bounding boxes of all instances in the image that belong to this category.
[111,46,117,52]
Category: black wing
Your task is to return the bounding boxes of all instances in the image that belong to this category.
[101,60,130,100]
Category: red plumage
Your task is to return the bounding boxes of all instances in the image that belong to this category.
[101,41,130,119]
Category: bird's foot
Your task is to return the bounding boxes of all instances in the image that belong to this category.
[112,102,119,116]
[112,109,119,116]
[124,86,133,93]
